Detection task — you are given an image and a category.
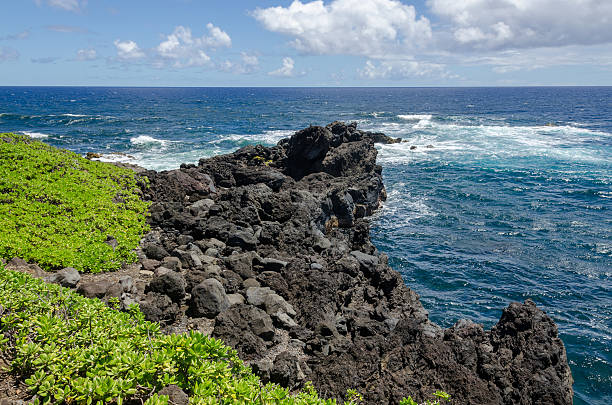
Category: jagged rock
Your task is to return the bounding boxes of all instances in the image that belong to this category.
[246,287,273,307]
[225,252,257,279]
[143,243,169,261]
[190,279,230,318]
[139,292,181,324]
[270,352,306,388]
[161,256,182,271]
[213,305,275,359]
[227,229,257,250]
[254,257,288,272]
[264,293,296,318]
[189,198,215,216]
[49,267,80,288]
[227,293,246,306]
[141,258,160,271]
[137,121,573,405]
[146,271,186,302]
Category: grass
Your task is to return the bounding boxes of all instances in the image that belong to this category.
[0,133,149,273]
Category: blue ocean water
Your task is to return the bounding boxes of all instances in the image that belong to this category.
[1,87,610,404]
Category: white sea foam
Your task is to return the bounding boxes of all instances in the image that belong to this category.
[398,114,433,121]
[372,119,611,166]
[213,130,295,146]
[130,135,169,147]
[62,113,88,117]
[20,131,49,138]
[376,186,435,225]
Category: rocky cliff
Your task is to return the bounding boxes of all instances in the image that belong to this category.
[77,121,573,404]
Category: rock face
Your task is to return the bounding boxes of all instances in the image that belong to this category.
[133,121,572,404]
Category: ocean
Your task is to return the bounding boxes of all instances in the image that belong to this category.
[0,86,610,404]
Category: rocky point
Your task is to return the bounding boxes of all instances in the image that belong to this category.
[9,121,572,404]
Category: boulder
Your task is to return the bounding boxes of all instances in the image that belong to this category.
[49,267,80,288]
[246,287,273,307]
[190,279,230,318]
[146,271,186,302]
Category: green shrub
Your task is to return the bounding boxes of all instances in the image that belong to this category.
[0,267,338,404]
[0,133,149,273]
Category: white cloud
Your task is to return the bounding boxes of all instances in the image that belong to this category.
[269,57,297,77]
[156,24,231,68]
[253,0,431,57]
[358,59,451,79]
[0,47,19,62]
[428,0,612,50]
[220,52,260,74]
[114,40,145,60]
[76,48,97,61]
[35,0,86,12]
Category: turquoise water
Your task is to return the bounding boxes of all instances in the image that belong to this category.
[1,87,610,403]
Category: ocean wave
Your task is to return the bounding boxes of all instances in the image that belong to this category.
[20,131,49,138]
[61,113,88,117]
[212,130,295,146]
[372,119,611,166]
[398,114,433,121]
[130,135,169,147]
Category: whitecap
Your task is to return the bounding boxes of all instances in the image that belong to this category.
[61,113,88,117]
[130,135,168,147]
[20,131,49,138]
[398,114,433,121]
[212,130,295,146]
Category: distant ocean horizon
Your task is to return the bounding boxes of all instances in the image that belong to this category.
[1,86,610,404]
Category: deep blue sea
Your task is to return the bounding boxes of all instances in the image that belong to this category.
[1,87,610,404]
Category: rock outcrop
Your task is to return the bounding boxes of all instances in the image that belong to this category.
[66,121,572,404]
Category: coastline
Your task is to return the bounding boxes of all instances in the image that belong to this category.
[5,121,574,404]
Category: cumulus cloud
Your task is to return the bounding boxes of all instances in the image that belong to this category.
[35,0,87,12]
[0,47,19,62]
[253,0,431,57]
[428,0,612,50]
[114,40,145,60]
[358,59,451,79]
[156,24,231,68]
[76,48,97,61]
[269,57,298,77]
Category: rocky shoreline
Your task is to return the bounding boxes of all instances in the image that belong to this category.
[6,121,573,404]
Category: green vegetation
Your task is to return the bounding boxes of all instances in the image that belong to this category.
[0,267,338,404]
[0,133,149,273]
[400,391,451,405]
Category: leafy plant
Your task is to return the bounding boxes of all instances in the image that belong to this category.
[400,390,451,405]
[0,266,338,404]
[0,133,149,272]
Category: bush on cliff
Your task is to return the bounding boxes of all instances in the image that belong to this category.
[0,133,149,273]
[0,267,339,404]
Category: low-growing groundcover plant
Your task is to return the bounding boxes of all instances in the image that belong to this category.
[0,268,337,404]
[0,133,149,273]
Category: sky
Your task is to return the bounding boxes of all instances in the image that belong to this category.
[1,0,612,86]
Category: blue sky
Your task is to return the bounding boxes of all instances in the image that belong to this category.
[1,0,611,86]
